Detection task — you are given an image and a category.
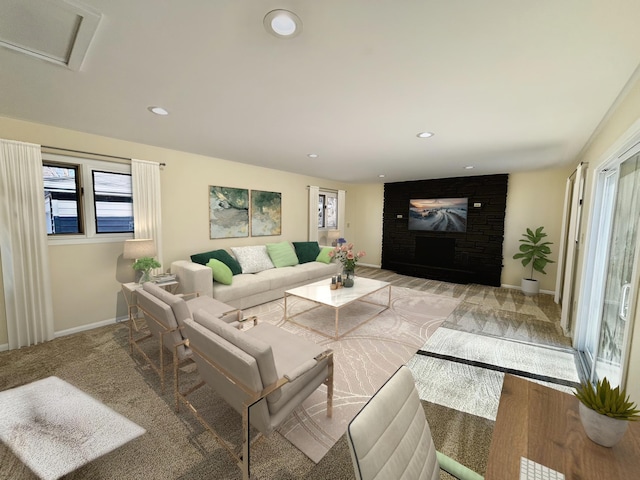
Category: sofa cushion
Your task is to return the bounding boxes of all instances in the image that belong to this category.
[255,266,308,289]
[231,246,275,274]
[191,249,242,275]
[316,246,334,264]
[266,241,299,268]
[207,258,233,285]
[212,273,271,303]
[295,261,340,280]
[293,241,321,264]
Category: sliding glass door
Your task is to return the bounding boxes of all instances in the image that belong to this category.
[578,145,640,387]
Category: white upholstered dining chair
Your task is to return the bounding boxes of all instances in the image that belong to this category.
[347,365,483,480]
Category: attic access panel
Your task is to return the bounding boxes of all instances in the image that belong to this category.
[0,0,101,70]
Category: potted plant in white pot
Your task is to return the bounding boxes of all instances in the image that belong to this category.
[512,226,554,296]
[574,377,639,447]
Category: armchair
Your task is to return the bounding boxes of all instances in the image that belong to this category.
[181,309,334,480]
[347,365,483,480]
[132,282,244,409]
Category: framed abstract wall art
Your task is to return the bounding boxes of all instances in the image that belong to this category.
[251,190,281,236]
[209,186,249,239]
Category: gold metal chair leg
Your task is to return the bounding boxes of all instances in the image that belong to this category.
[243,407,250,480]
[327,355,334,418]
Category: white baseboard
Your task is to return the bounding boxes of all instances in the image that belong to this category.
[501,283,555,295]
[0,316,129,352]
[358,262,381,269]
[54,316,128,339]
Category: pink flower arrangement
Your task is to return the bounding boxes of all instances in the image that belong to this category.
[328,243,366,270]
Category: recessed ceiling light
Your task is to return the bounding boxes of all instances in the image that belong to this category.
[416,132,434,138]
[464,165,474,170]
[264,10,302,38]
[148,106,169,116]
[307,153,319,158]
[379,174,385,178]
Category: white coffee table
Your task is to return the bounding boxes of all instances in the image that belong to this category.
[284,277,391,339]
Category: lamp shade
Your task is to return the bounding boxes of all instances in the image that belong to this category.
[123,239,156,259]
[327,230,341,242]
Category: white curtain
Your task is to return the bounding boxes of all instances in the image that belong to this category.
[0,139,54,349]
[338,189,346,238]
[308,185,319,242]
[131,159,163,273]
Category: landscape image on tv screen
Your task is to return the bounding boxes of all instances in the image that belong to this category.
[408,197,468,232]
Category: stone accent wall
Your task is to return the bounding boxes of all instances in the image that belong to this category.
[382,174,508,286]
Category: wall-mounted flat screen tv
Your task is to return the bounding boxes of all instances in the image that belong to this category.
[408,197,468,232]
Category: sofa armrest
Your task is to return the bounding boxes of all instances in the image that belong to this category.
[171,260,213,298]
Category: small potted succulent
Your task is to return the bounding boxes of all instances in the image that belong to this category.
[574,377,640,447]
[132,257,161,284]
[512,226,554,295]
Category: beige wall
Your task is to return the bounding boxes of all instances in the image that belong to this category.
[0,113,577,345]
[569,74,640,402]
[502,168,571,291]
[344,184,384,267]
[0,116,348,341]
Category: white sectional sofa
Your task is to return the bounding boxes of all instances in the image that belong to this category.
[171,242,340,310]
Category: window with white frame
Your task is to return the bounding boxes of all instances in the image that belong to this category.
[318,190,338,229]
[42,153,133,242]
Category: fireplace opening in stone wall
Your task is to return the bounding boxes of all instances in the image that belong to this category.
[415,237,456,268]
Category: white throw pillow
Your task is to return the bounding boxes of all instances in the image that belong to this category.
[231,245,275,274]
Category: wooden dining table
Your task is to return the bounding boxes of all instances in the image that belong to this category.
[486,374,640,479]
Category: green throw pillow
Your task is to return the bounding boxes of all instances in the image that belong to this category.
[191,249,242,275]
[316,246,334,264]
[293,241,321,264]
[206,259,233,285]
[266,241,299,268]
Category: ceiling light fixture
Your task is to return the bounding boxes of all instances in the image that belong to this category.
[264,10,302,38]
[416,132,434,138]
[307,153,319,158]
[379,174,385,178]
[464,165,474,170]
[148,106,169,116]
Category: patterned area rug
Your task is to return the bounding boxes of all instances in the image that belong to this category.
[0,376,146,480]
[243,285,460,463]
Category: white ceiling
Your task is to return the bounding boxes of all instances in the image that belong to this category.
[1,1,640,183]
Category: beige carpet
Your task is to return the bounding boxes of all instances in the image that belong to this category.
[0,277,492,479]
[242,285,461,463]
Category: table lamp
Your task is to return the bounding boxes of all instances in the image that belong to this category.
[123,239,158,283]
[328,230,341,247]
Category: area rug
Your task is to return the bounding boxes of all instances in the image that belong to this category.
[408,326,579,421]
[0,376,146,480]
[242,285,460,463]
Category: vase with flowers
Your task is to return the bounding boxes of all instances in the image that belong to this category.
[329,243,366,288]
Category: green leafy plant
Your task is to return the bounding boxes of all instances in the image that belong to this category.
[132,257,161,272]
[574,377,640,421]
[512,226,554,280]
[132,256,161,283]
